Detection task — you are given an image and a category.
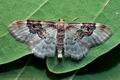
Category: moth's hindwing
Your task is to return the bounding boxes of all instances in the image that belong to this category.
[32,27,57,58]
[64,26,88,60]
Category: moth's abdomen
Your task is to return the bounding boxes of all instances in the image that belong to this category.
[56,27,65,58]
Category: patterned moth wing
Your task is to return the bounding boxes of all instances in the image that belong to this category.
[9,19,112,60]
[64,23,112,60]
[9,20,57,58]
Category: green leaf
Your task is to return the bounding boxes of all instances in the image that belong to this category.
[0,55,51,80]
[0,0,120,74]
[0,34,30,64]
[0,46,120,80]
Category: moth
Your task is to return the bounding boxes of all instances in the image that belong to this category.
[9,19,112,60]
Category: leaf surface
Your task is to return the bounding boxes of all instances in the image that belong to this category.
[0,0,120,74]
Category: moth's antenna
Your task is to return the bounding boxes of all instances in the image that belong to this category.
[72,17,79,21]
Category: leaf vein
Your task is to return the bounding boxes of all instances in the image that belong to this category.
[93,0,111,21]
[14,56,31,80]
[25,0,49,20]
[0,0,49,38]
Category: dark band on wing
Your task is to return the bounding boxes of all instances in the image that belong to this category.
[28,20,56,28]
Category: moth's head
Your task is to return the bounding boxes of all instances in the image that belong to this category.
[57,19,65,28]
[58,19,64,22]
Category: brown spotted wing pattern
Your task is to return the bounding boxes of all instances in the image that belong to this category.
[9,19,112,60]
